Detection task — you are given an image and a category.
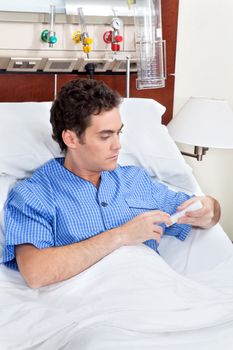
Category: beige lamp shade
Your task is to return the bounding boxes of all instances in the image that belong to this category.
[167,97,233,148]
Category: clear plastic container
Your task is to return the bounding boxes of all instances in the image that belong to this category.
[134,0,166,89]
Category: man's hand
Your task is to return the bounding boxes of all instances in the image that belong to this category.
[119,210,172,246]
[176,196,221,229]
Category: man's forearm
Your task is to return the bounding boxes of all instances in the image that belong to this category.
[16,227,123,289]
[16,209,171,289]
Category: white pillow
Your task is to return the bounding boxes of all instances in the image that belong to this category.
[119,98,199,192]
[0,102,61,178]
[0,98,198,192]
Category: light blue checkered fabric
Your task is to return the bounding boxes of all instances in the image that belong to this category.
[2,158,192,270]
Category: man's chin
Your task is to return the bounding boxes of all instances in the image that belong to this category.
[103,162,118,171]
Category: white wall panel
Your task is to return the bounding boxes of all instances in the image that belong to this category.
[174,0,233,239]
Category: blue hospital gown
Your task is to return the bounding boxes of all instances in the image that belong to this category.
[2,158,192,270]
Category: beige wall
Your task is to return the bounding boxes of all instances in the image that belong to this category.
[174,0,233,239]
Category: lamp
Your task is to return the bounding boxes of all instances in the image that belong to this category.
[167,97,233,161]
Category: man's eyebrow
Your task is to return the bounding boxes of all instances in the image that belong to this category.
[98,123,124,134]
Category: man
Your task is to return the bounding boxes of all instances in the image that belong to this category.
[2,79,220,289]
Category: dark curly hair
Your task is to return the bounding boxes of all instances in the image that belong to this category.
[50,79,121,152]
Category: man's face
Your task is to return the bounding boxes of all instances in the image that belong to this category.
[67,107,123,173]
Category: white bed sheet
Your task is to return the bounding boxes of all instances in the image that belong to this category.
[0,244,233,350]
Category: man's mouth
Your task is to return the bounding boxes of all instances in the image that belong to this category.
[107,154,119,160]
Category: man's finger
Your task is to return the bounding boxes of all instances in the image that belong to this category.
[176,197,197,211]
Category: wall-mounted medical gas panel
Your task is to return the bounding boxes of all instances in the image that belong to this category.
[0,0,166,90]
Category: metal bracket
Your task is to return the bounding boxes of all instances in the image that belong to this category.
[181,146,209,161]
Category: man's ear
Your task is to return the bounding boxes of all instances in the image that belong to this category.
[62,130,78,149]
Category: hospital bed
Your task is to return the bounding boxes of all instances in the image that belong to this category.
[0,98,233,349]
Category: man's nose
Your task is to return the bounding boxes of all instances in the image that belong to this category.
[111,135,121,150]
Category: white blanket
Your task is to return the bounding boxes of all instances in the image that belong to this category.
[0,244,233,350]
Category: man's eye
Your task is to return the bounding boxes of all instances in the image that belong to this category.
[100,135,110,140]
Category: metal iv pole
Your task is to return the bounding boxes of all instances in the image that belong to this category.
[126,56,131,98]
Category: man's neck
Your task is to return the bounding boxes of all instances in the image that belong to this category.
[63,155,101,187]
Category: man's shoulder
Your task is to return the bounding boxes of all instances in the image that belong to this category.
[34,157,63,177]
[7,158,61,204]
